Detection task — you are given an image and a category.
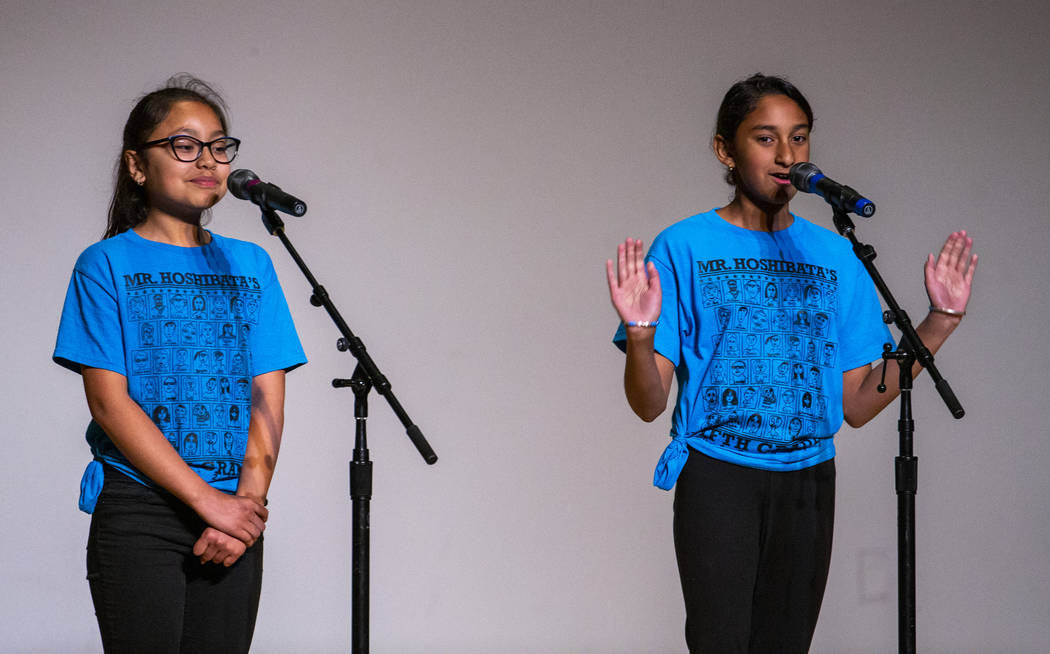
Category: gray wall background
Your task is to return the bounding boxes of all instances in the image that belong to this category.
[3,1,1048,652]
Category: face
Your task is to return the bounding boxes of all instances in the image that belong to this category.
[731,361,747,380]
[716,94,810,211]
[127,101,229,222]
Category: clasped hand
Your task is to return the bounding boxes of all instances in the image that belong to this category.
[192,491,268,566]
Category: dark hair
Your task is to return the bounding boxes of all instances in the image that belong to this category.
[715,73,814,185]
[105,74,230,238]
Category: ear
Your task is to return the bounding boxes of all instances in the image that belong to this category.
[712,134,735,169]
[124,149,147,186]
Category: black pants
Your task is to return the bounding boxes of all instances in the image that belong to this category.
[673,451,835,654]
[87,467,263,654]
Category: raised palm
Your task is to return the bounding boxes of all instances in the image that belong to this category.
[925,230,977,313]
[606,238,662,324]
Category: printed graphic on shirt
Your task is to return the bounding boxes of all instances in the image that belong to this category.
[124,271,260,484]
[693,256,838,456]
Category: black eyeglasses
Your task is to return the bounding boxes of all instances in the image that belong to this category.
[139,135,241,163]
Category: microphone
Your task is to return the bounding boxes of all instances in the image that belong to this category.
[789,162,875,217]
[227,169,307,217]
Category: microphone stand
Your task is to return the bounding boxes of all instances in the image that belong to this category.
[256,207,438,654]
[828,206,964,654]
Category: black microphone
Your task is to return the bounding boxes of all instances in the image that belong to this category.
[789,162,875,217]
[227,169,307,217]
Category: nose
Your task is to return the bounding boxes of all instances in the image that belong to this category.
[197,145,218,168]
[774,140,794,167]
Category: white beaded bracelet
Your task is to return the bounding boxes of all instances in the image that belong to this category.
[626,320,659,328]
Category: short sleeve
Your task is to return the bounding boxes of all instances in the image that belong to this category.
[837,261,893,371]
[248,260,306,376]
[53,266,126,375]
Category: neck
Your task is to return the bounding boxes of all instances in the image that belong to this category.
[136,212,209,246]
[716,194,793,232]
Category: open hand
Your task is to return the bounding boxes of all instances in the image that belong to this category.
[925,230,977,314]
[606,238,661,325]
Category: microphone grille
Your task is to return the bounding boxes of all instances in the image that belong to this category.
[227,169,258,199]
[789,162,820,192]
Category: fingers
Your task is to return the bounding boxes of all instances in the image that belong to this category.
[925,230,978,314]
[610,238,646,284]
[233,501,265,545]
[605,259,617,298]
[625,238,639,280]
[608,237,662,324]
[213,494,266,544]
[956,231,973,269]
[930,232,977,285]
[194,528,247,566]
[937,231,961,269]
[619,240,630,284]
[194,532,223,564]
[937,230,975,273]
[646,260,661,296]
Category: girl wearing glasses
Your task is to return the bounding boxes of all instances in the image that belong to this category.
[54,75,306,653]
[607,74,976,652]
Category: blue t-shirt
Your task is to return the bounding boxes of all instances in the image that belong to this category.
[54,229,307,509]
[614,210,892,489]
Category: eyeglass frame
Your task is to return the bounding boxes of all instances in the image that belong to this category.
[138,134,242,163]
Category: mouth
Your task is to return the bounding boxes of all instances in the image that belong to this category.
[770,172,792,185]
[190,176,219,188]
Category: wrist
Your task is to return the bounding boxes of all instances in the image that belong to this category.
[625,325,658,341]
[236,490,269,506]
[185,482,221,515]
[929,304,965,317]
[924,309,963,332]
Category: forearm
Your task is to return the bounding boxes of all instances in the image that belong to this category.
[623,328,674,422]
[843,311,962,427]
[236,370,286,502]
[83,370,217,510]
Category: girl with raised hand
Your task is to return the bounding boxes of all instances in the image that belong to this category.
[607,73,976,653]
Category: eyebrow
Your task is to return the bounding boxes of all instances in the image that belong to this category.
[167,126,227,138]
[749,123,810,132]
